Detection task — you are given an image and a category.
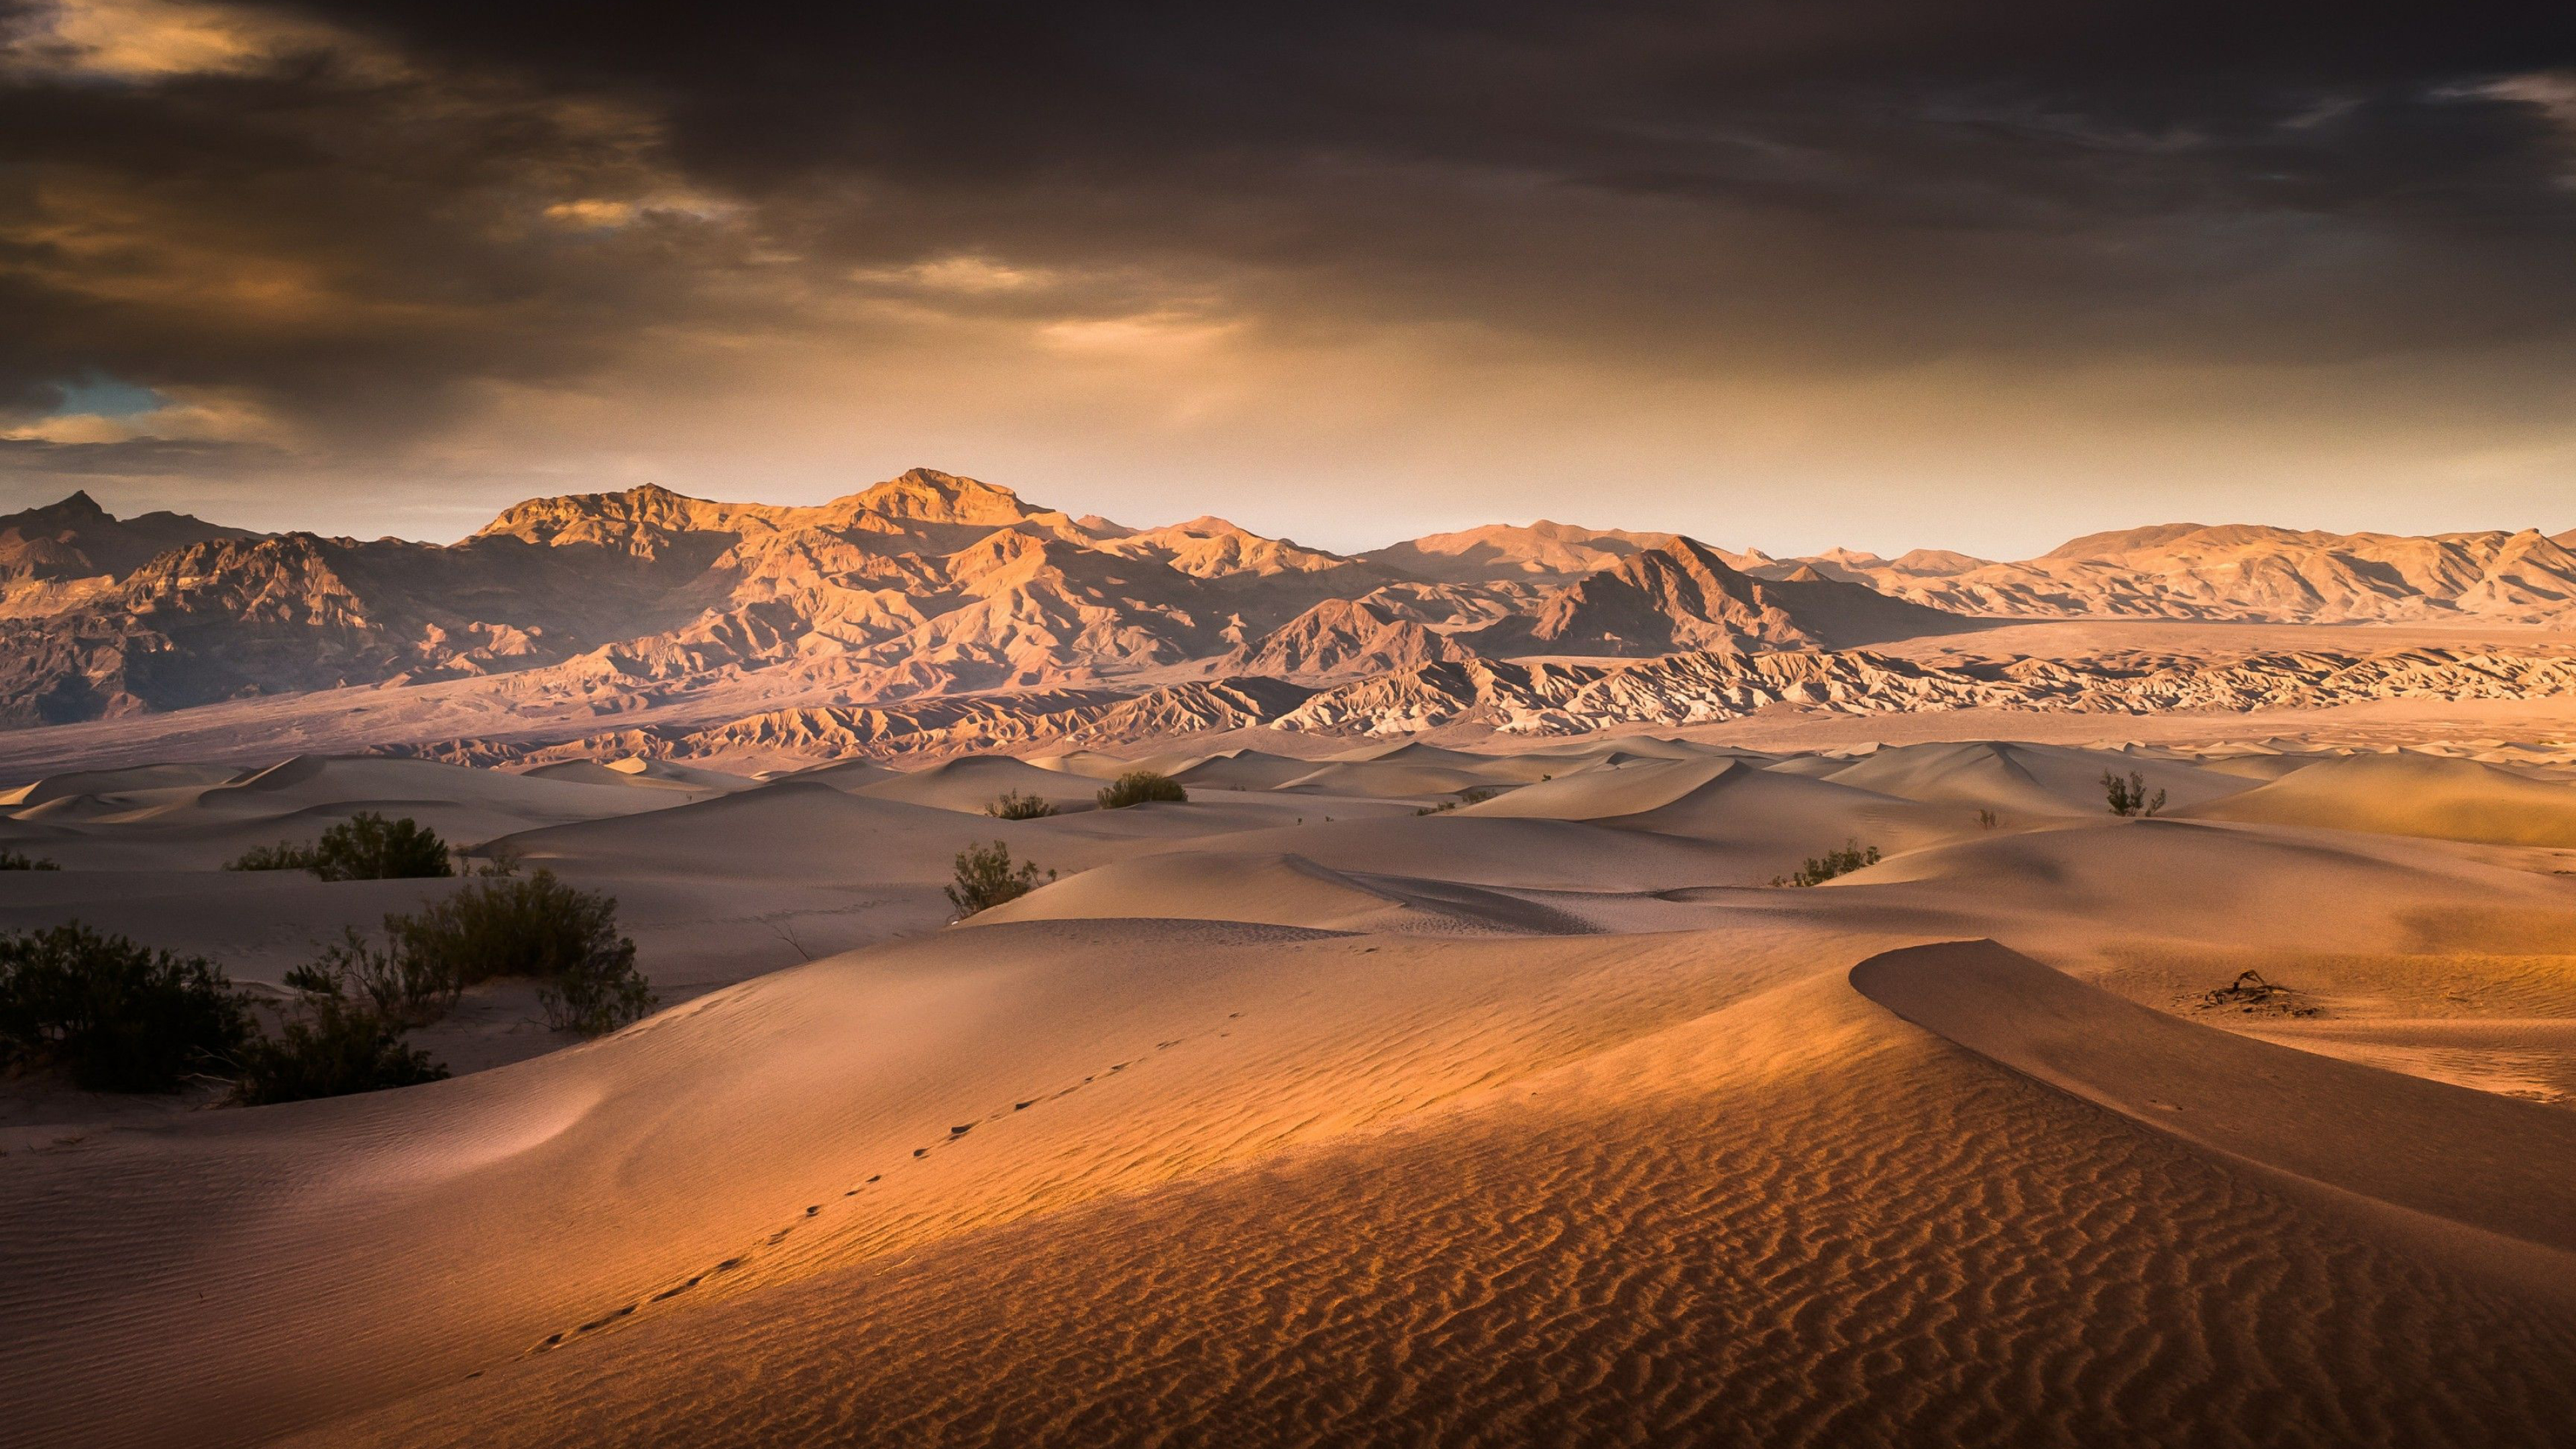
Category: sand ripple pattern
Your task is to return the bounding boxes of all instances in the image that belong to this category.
[306,975,2576,1449]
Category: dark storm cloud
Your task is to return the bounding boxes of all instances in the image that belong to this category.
[4,0,2576,519]
[257,0,2576,360]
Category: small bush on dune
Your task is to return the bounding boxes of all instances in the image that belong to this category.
[946,841,1055,918]
[312,812,454,881]
[0,849,59,871]
[285,927,459,1030]
[1774,841,1882,888]
[1095,771,1187,810]
[1416,786,1497,816]
[225,840,318,872]
[537,957,658,1036]
[458,841,523,877]
[985,790,1059,820]
[2101,770,2166,818]
[0,924,252,1091]
[229,987,447,1106]
[224,812,455,879]
[389,870,653,1036]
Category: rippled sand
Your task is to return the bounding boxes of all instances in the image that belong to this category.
[9,737,2576,1447]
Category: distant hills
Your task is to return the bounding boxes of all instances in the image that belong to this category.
[1805,522,2576,626]
[0,470,1963,727]
[1,471,2573,743]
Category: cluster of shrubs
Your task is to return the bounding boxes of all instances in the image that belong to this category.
[985,790,1059,820]
[224,811,459,879]
[2102,770,2167,818]
[1416,787,1497,816]
[1774,840,1882,888]
[1095,770,1186,809]
[0,816,653,1106]
[945,841,1055,918]
[0,849,60,871]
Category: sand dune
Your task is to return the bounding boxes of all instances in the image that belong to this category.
[1165,748,1325,792]
[523,757,758,794]
[265,927,2576,1449]
[765,758,897,791]
[2186,751,2576,847]
[967,849,1580,934]
[1111,814,1750,892]
[1821,740,2253,818]
[0,753,692,869]
[0,761,241,808]
[2189,751,2326,781]
[1273,759,1517,798]
[1854,939,2576,1302]
[1461,755,1975,875]
[13,733,2576,1449]
[854,755,1108,814]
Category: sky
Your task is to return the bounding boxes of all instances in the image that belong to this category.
[1,0,2573,559]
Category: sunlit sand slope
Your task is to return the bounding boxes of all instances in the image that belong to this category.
[288,945,2576,1449]
[2186,752,2576,847]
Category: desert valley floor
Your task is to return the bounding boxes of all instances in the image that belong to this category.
[11,633,2576,1446]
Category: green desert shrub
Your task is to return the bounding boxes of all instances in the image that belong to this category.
[458,841,523,877]
[0,849,60,871]
[311,812,454,881]
[225,812,454,879]
[225,840,318,872]
[1774,841,1882,888]
[230,988,447,1106]
[985,790,1059,820]
[284,927,460,1030]
[1415,786,1497,816]
[0,923,252,1091]
[945,841,1055,918]
[2101,769,2167,818]
[1094,770,1187,810]
[388,871,653,1036]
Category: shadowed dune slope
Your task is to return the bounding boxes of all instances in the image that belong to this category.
[1851,939,2576,1303]
[856,754,1108,814]
[1824,741,2253,818]
[2184,752,2576,847]
[965,850,1585,934]
[1462,756,1975,865]
[523,757,759,794]
[494,781,1012,883]
[1275,757,1521,798]
[1845,818,2576,957]
[1167,749,1324,792]
[0,761,241,807]
[0,754,692,869]
[769,758,898,791]
[1113,814,1752,892]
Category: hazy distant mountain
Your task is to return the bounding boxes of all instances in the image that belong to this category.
[1798,523,2576,625]
[0,490,258,619]
[8,476,2576,738]
[1358,519,1670,582]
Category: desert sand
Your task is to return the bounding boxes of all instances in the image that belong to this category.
[4,716,2576,1449]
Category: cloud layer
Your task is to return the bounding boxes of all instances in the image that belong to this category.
[3,0,2574,553]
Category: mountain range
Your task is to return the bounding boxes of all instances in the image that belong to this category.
[0,470,1960,728]
[3,471,2574,753]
